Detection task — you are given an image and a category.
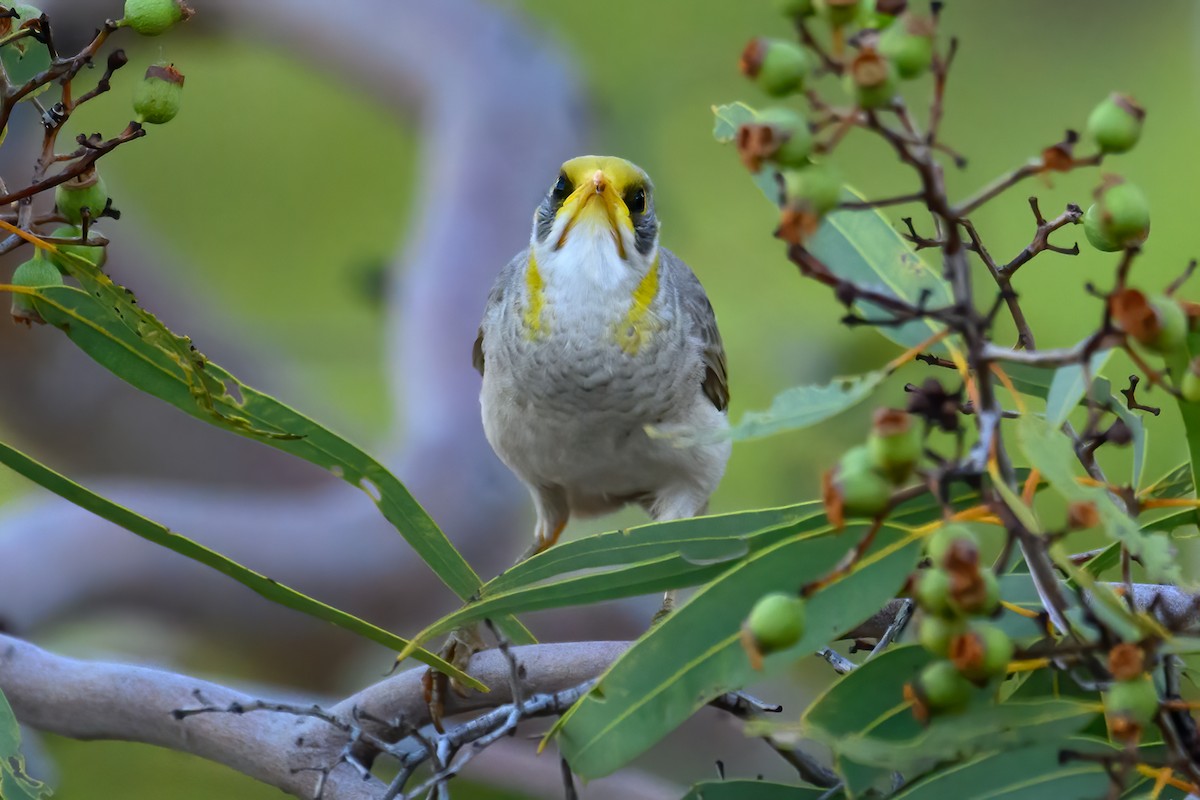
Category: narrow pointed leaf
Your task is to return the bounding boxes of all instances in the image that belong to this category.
[1044,350,1113,427]
[728,370,888,441]
[712,103,951,349]
[681,782,832,800]
[0,439,481,688]
[1015,415,1178,583]
[891,744,1111,800]
[15,276,531,647]
[557,524,923,778]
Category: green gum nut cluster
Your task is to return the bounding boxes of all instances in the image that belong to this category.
[740,37,811,97]
[910,522,1012,719]
[133,63,185,124]
[122,0,194,36]
[1083,179,1150,252]
[1087,94,1144,155]
[746,592,807,654]
[10,250,62,325]
[823,408,922,525]
[55,167,108,225]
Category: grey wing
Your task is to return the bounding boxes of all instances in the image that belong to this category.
[661,248,729,412]
[473,249,528,375]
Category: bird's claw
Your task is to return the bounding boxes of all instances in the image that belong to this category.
[422,625,485,733]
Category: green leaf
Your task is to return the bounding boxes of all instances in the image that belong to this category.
[1015,415,1178,583]
[557,524,923,778]
[406,492,958,658]
[1142,462,1194,502]
[681,782,832,800]
[0,439,482,689]
[891,744,1111,800]
[712,101,756,143]
[1044,350,1113,427]
[1170,338,1200,527]
[712,103,951,350]
[487,501,822,596]
[810,203,952,349]
[728,370,888,441]
[14,270,531,648]
[0,688,50,800]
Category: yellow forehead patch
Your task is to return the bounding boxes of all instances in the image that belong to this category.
[560,156,650,195]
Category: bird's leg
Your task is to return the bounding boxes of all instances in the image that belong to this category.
[421,623,487,733]
[517,517,568,563]
[648,492,710,623]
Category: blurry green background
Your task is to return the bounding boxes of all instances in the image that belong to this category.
[8,0,1200,796]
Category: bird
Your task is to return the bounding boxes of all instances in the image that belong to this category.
[424,156,731,726]
[475,155,732,556]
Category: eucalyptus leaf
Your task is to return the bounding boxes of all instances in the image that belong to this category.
[681,782,832,800]
[17,267,531,648]
[728,370,888,441]
[0,440,481,687]
[892,744,1111,800]
[1044,349,1113,427]
[0,688,49,800]
[1015,415,1178,583]
[712,103,951,349]
[557,525,923,778]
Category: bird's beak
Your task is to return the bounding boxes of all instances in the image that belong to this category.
[556,170,630,259]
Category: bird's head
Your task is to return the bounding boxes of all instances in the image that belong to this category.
[530,156,659,278]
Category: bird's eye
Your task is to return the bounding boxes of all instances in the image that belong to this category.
[550,173,572,203]
[625,187,647,215]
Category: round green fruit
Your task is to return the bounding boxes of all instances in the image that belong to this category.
[815,0,862,26]
[926,524,979,568]
[950,622,1014,681]
[914,568,952,616]
[917,614,963,657]
[846,50,898,110]
[1103,182,1150,245]
[747,592,806,653]
[742,38,811,97]
[55,169,108,224]
[48,224,105,271]
[1087,94,1143,155]
[877,15,934,79]
[833,444,892,518]
[1083,203,1121,252]
[776,0,815,17]
[10,252,62,324]
[755,107,813,167]
[949,568,1000,617]
[122,0,194,36]
[1103,675,1159,728]
[133,63,184,124]
[781,162,842,214]
[867,407,922,482]
[916,659,972,713]
[1143,294,1187,355]
[1181,357,1200,403]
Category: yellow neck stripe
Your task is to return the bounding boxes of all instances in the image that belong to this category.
[523,252,547,339]
[616,256,660,355]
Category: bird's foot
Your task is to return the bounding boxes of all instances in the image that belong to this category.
[421,624,486,732]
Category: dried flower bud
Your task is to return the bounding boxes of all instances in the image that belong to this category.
[1107,643,1146,682]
